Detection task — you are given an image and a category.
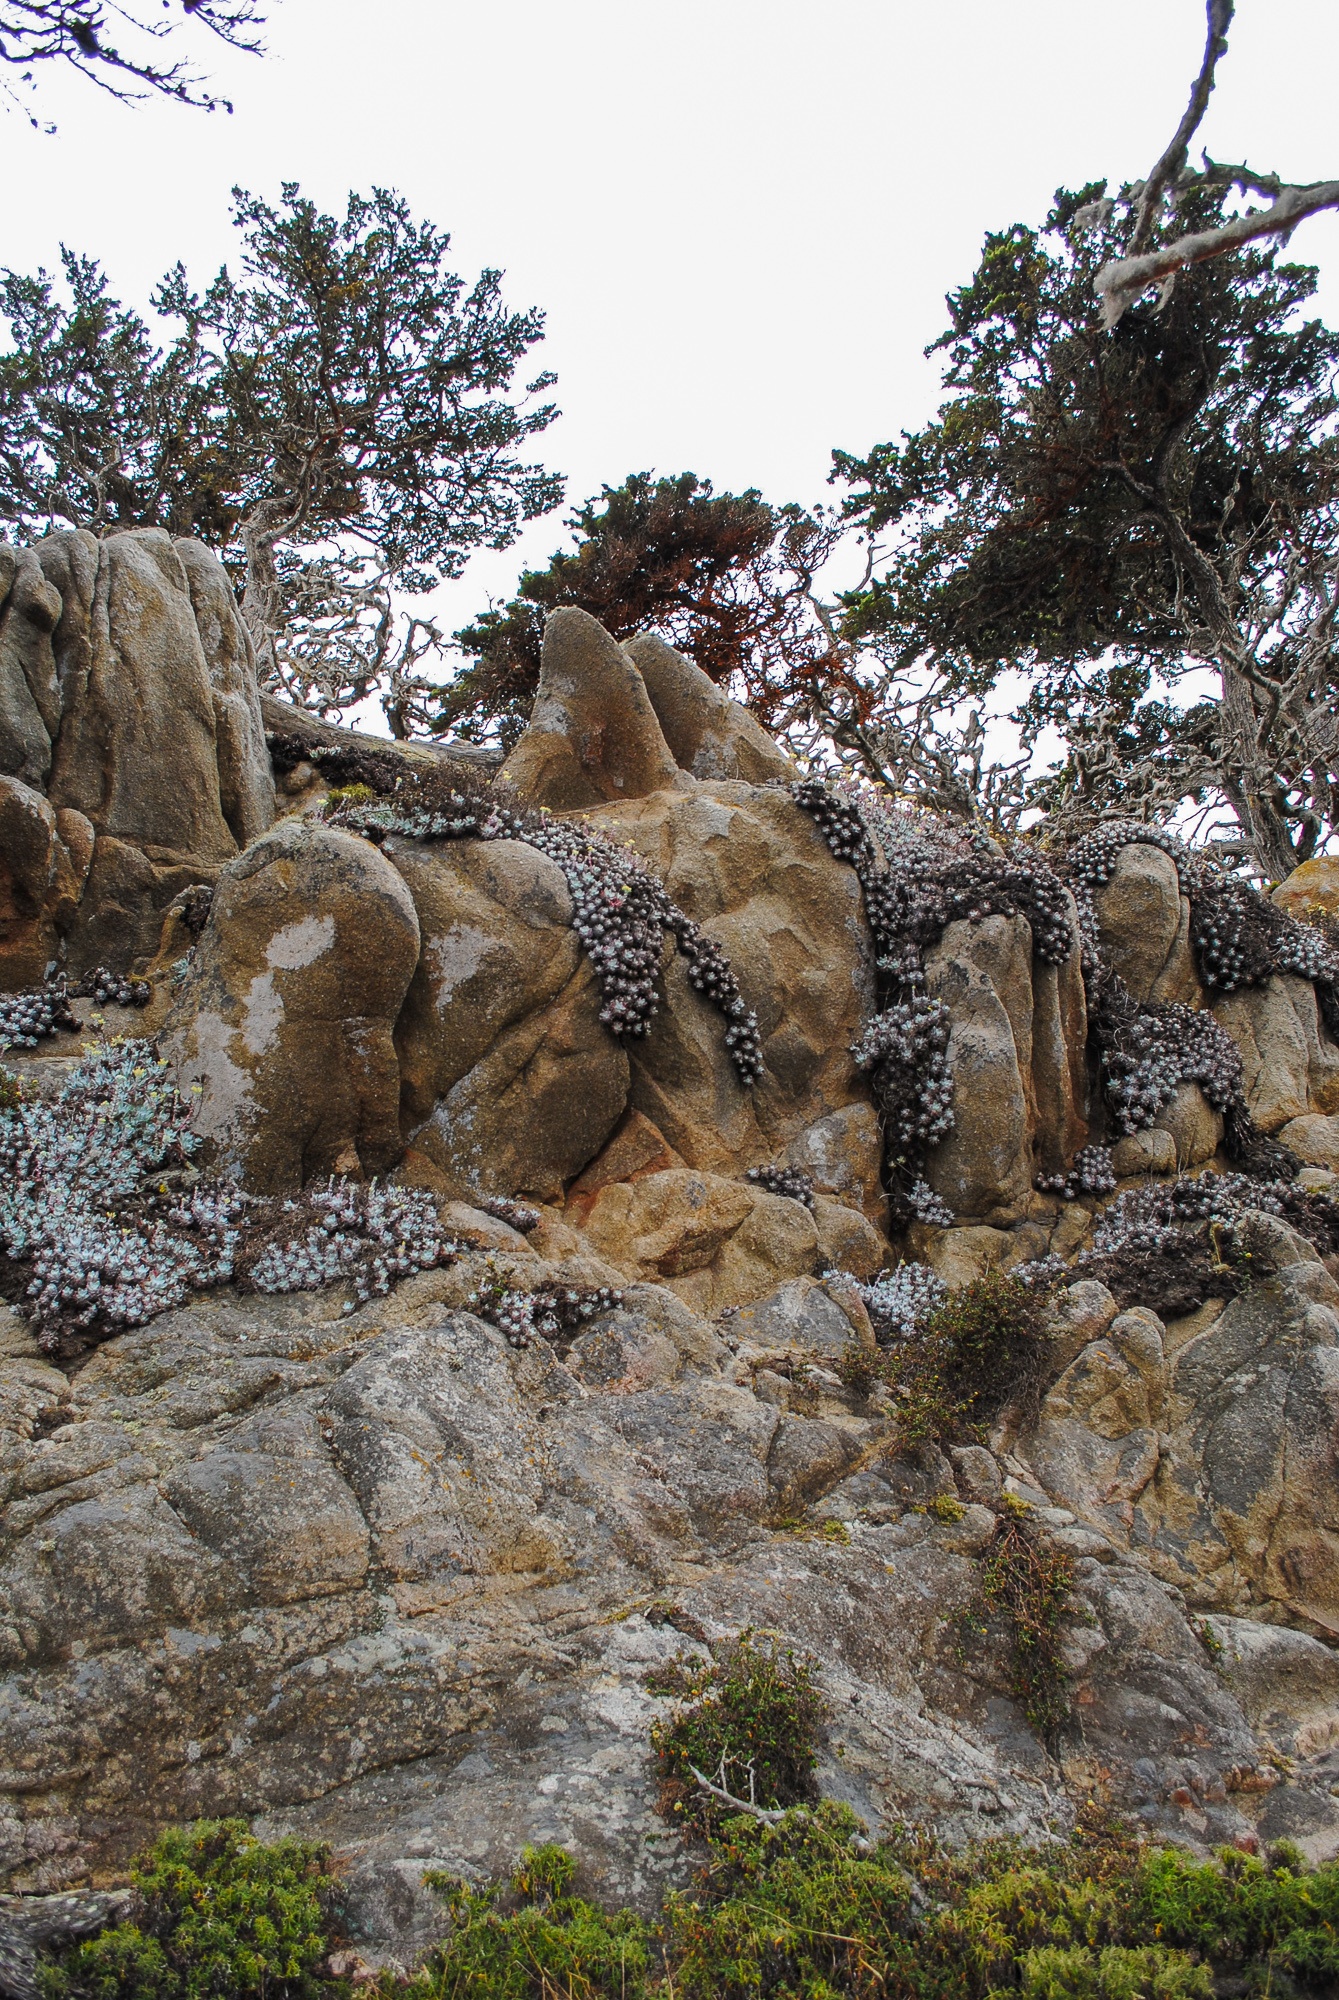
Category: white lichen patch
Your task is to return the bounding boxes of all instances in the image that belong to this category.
[266,915,337,971]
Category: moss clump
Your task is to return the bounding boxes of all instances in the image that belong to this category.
[39,1818,339,1999]
[648,1631,826,1838]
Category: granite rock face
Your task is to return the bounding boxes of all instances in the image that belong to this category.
[3,1260,1335,1957]
[1025,1247,1339,1636]
[0,528,274,970]
[162,818,421,1191]
[624,630,797,785]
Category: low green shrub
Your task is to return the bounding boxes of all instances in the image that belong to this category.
[410,1844,651,1999]
[39,1818,339,1999]
[648,1631,826,1838]
[887,1272,1056,1450]
[33,1805,1339,1998]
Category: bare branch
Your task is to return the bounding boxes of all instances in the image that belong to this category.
[1099,178,1339,327]
[1128,0,1235,257]
[686,1762,792,1826]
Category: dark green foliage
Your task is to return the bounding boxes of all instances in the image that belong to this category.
[835,181,1339,876]
[39,1818,339,1999]
[0,186,560,721]
[980,1501,1078,1738]
[649,1632,827,1838]
[34,1808,1339,1998]
[661,1802,916,1998]
[440,470,844,745]
[891,1272,1055,1450]
[410,1844,652,2000]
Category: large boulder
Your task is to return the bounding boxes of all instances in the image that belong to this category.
[0,778,89,987]
[1213,974,1339,1128]
[922,916,1035,1225]
[623,631,797,785]
[163,818,421,1191]
[0,529,274,977]
[500,608,682,809]
[1274,856,1339,921]
[1094,841,1202,1005]
[1026,1255,1339,1635]
[584,781,881,1197]
[388,835,629,1201]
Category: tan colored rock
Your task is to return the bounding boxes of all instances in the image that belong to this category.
[784,1102,885,1217]
[0,777,65,985]
[500,608,682,809]
[1095,842,1202,1005]
[579,1168,755,1281]
[923,915,1033,1225]
[624,631,797,785]
[1154,1080,1224,1167]
[566,1109,684,1216]
[1274,856,1339,921]
[588,780,879,1183]
[0,543,62,789]
[388,835,629,1202]
[163,818,421,1192]
[44,530,270,864]
[1279,1115,1339,1173]
[1111,1128,1178,1177]
[577,1167,818,1313]
[1030,905,1089,1174]
[0,530,275,970]
[1215,974,1339,1129]
[812,1196,888,1279]
[172,536,275,851]
[906,1223,1013,1290]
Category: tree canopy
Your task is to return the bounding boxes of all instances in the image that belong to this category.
[440,471,853,750]
[0,183,563,730]
[834,180,1339,879]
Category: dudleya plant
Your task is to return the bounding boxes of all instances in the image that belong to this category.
[0,1040,455,1350]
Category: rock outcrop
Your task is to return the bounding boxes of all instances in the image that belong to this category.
[163,818,421,1191]
[0,528,274,969]
[4,1263,1335,1952]
[5,559,1339,1961]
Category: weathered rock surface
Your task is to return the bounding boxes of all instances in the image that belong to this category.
[0,528,274,971]
[1214,973,1339,1127]
[163,818,421,1190]
[500,608,682,809]
[1274,855,1339,921]
[1025,1246,1339,1636]
[1095,841,1202,1006]
[0,779,88,988]
[389,835,629,1202]
[587,780,880,1195]
[3,1261,1334,1957]
[624,631,797,785]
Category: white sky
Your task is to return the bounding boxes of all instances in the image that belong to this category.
[2,0,1337,670]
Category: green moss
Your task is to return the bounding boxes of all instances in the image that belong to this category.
[39,1819,339,1999]
[648,1631,827,1839]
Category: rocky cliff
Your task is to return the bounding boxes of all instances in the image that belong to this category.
[3,530,1339,1966]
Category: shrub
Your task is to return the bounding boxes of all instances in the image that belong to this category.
[649,1632,826,1839]
[981,1500,1079,1738]
[411,1843,651,1999]
[40,1819,338,1999]
[889,1270,1055,1450]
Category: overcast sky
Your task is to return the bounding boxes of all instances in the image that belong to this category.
[3,0,1337,645]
